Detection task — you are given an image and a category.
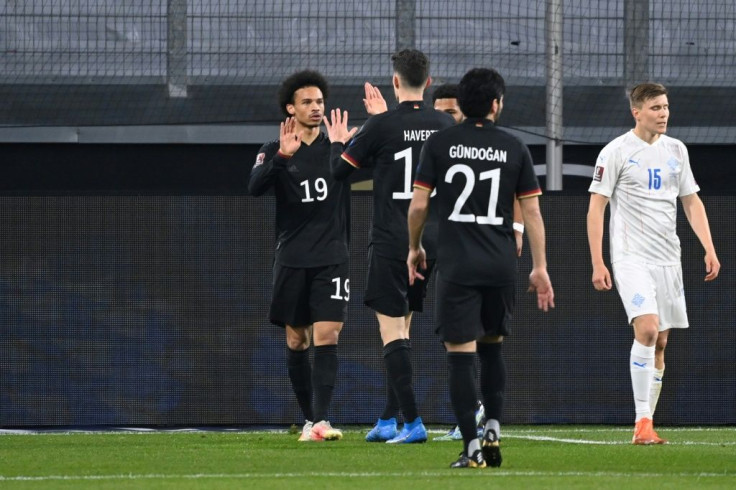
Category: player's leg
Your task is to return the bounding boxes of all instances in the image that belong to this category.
[269,264,315,439]
[384,260,435,443]
[650,264,689,419]
[436,276,485,468]
[285,325,315,441]
[612,262,666,444]
[379,313,426,444]
[477,284,514,467]
[308,263,349,441]
[631,314,666,444]
[364,253,425,443]
[446,342,485,468]
[650,328,668,416]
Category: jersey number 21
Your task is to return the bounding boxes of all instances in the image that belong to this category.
[446,164,503,225]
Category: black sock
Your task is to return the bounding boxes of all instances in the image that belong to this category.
[383,339,418,422]
[447,352,479,452]
[312,344,338,423]
[478,342,505,422]
[287,347,313,422]
[380,342,401,420]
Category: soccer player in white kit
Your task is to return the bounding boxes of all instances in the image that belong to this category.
[587,82,720,445]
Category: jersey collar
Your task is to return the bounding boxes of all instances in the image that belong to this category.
[397,100,426,111]
[464,117,495,128]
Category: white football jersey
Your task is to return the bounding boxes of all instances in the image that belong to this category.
[589,130,700,265]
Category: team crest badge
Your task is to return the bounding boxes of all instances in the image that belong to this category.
[255,152,265,167]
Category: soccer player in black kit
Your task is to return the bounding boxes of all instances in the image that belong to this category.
[327,49,454,444]
[249,70,357,442]
[408,68,555,468]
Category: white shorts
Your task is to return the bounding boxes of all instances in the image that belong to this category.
[612,261,689,330]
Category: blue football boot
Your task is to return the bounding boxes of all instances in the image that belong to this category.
[365,417,398,442]
[386,417,427,444]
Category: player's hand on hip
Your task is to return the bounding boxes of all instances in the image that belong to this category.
[323,109,358,144]
[279,117,302,156]
[528,268,554,312]
[704,251,721,281]
[591,264,612,291]
[363,82,387,115]
[407,248,427,286]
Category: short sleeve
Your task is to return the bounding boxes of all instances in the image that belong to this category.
[676,142,701,197]
[414,134,438,191]
[588,144,620,197]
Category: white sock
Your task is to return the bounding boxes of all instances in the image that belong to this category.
[630,340,655,422]
[467,438,481,456]
[649,366,665,417]
[484,418,501,440]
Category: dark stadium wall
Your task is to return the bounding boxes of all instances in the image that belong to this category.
[1,143,734,194]
[1,143,734,427]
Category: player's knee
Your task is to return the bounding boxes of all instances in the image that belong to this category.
[286,328,311,350]
[313,322,342,345]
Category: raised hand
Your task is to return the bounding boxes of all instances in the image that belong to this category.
[279,117,302,156]
[363,82,388,115]
[323,109,358,144]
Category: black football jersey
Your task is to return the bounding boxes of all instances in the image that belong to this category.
[340,101,454,260]
[414,118,541,286]
[249,132,350,267]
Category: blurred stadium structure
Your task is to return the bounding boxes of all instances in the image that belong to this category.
[1,0,735,146]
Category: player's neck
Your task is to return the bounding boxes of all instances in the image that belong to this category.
[298,124,321,145]
[633,127,661,145]
[395,88,424,104]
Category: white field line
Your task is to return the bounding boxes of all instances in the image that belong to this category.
[1,470,735,482]
[2,427,735,436]
[504,434,736,446]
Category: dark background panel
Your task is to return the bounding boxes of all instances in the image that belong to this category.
[1,143,734,194]
[1,192,734,427]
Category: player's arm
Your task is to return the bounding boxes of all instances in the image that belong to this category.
[407,186,431,285]
[586,192,612,290]
[248,118,300,196]
[248,146,286,197]
[331,116,377,181]
[363,82,388,115]
[519,196,554,311]
[323,108,359,183]
[680,192,720,281]
[513,196,524,257]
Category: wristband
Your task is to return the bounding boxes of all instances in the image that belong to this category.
[513,222,525,234]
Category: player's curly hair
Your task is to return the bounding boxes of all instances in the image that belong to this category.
[277,70,329,116]
[457,68,505,118]
[629,82,667,109]
[391,49,430,89]
[431,83,459,104]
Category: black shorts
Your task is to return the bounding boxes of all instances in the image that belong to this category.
[364,247,435,317]
[269,262,349,327]
[435,273,515,344]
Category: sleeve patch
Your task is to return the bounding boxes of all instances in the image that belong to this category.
[255,153,265,167]
[593,165,604,182]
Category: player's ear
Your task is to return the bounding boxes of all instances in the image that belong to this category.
[425,76,432,89]
[286,103,296,116]
[393,74,400,90]
[491,98,499,115]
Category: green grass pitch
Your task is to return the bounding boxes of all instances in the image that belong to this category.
[1,426,735,489]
